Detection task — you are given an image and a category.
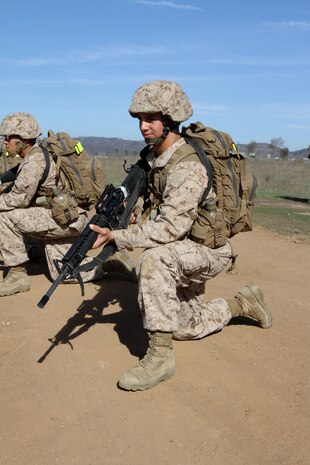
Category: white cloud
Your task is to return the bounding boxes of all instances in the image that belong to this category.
[135,0,202,11]
[3,45,164,67]
[8,58,67,66]
[193,103,234,114]
[0,76,145,87]
[263,21,310,29]
[0,79,62,86]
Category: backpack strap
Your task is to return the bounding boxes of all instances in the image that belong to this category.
[211,129,228,150]
[164,142,200,172]
[238,156,249,217]
[39,146,51,187]
[182,134,214,200]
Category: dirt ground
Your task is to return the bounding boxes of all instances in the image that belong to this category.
[0,225,309,465]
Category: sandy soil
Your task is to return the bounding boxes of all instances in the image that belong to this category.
[0,226,309,465]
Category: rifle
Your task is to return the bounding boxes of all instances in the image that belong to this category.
[0,164,19,193]
[37,156,149,309]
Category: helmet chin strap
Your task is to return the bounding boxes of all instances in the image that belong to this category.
[144,117,172,146]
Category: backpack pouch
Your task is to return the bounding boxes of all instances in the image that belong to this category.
[190,207,227,249]
[50,192,79,225]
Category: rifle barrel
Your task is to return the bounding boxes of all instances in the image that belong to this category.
[37,270,68,309]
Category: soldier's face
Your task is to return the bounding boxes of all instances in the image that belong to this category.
[138,112,164,143]
[3,135,21,156]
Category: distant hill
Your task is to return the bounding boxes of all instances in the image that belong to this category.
[77,136,145,157]
[288,148,308,159]
[74,136,308,160]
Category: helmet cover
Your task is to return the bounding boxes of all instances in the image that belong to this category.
[129,80,193,122]
[0,112,42,139]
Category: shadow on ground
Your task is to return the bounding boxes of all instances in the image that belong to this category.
[37,274,148,364]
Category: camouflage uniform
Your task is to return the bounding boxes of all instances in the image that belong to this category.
[113,138,233,339]
[0,143,104,282]
[110,81,271,391]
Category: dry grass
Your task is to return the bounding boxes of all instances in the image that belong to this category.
[99,155,139,186]
[247,158,310,198]
[98,155,310,243]
[248,159,310,243]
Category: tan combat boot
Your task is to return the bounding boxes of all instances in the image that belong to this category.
[102,250,137,282]
[227,283,272,328]
[0,265,30,297]
[118,332,175,391]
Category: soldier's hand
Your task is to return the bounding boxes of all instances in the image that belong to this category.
[89,224,115,249]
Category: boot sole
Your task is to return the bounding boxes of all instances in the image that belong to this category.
[118,368,175,391]
[245,283,272,329]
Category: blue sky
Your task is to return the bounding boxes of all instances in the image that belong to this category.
[1,0,309,151]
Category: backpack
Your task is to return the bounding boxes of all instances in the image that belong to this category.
[46,130,106,211]
[181,121,257,247]
[146,121,257,250]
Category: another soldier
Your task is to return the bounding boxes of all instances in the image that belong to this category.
[90,80,272,391]
[0,112,135,297]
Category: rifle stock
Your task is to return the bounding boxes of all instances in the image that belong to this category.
[0,163,19,184]
[0,164,20,194]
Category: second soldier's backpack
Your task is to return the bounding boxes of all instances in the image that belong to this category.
[45,130,106,210]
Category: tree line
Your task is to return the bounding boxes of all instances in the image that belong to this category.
[245,137,289,159]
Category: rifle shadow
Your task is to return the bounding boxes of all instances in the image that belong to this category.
[37,274,148,363]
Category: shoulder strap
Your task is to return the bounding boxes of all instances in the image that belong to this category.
[211,129,228,150]
[162,141,198,176]
[39,146,51,187]
[182,134,214,200]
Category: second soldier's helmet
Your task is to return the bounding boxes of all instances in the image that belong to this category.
[129,80,193,123]
[0,112,42,139]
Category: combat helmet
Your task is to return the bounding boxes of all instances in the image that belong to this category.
[0,112,42,139]
[129,80,193,123]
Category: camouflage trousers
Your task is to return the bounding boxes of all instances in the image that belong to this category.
[0,207,105,282]
[137,239,233,340]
